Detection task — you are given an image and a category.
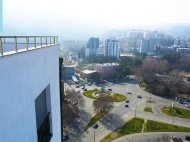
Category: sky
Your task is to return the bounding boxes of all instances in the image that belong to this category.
[1,0,190,39]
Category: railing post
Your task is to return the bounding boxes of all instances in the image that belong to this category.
[26,37,28,50]
[50,37,51,45]
[34,37,36,48]
[54,37,55,44]
[41,37,42,47]
[46,37,47,46]
[0,38,3,55]
[14,37,18,52]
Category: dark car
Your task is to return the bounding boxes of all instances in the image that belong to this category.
[108,89,112,91]
[127,92,131,94]
[83,88,87,91]
[125,105,129,107]
[179,101,184,104]
[93,124,98,129]
[126,100,129,103]
[185,136,190,141]
[63,134,69,141]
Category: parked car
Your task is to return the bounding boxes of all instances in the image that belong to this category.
[127,92,132,94]
[63,133,69,141]
[75,85,79,88]
[108,89,112,91]
[125,104,129,107]
[187,105,190,108]
[83,88,87,91]
[81,86,85,89]
[126,100,129,103]
[137,94,142,99]
[185,136,190,141]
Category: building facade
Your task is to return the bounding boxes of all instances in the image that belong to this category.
[94,63,119,79]
[0,36,61,142]
[85,37,99,57]
[105,39,120,59]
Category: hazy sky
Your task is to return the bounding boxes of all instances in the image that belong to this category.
[2,0,190,38]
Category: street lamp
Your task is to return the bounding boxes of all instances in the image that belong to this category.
[135,99,138,117]
[93,124,98,142]
[130,132,133,142]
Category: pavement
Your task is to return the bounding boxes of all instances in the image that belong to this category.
[63,78,190,142]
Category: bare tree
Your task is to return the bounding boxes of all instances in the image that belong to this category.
[93,90,114,116]
[65,88,85,114]
[62,103,78,131]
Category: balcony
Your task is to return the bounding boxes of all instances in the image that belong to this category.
[0,36,58,56]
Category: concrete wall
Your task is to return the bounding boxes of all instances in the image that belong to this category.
[0,44,61,142]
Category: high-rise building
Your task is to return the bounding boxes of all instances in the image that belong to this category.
[105,39,120,59]
[140,39,156,53]
[85,37,99,57]
[0,36,62,142]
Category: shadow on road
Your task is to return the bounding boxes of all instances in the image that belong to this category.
[99,113,126,131]
[64,109,91,142]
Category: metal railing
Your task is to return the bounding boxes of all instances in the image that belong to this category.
[0,36,59,56]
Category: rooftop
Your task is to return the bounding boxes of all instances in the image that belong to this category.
[0,36,59,57]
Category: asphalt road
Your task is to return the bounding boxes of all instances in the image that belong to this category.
[65,78,190,142]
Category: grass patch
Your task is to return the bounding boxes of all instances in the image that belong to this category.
[139,82,147,87]
[160,106,190,119]
[83,90,97,99]
[111,93,126,102]
[144,120,190,132]
[147,100,155,103]
[83,90,126,102]
[144,107,154,113]
[100,117,144,142]
[84,112,107,131]
[100,117,190,142]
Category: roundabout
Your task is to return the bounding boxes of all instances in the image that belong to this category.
[83,89,126,102]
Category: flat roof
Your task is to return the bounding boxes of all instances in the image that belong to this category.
[82,70,96,74]
[71,75,78,82]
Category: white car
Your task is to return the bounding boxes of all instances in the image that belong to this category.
[187,105,190,108]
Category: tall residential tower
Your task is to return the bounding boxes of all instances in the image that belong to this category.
[105,39,120,59]
[85,37,99,57]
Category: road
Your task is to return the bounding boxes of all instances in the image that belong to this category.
[112,132,190,142]
[64,77,190,142]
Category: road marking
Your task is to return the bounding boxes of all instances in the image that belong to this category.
[124,115,128,117]
[132,107,135,109]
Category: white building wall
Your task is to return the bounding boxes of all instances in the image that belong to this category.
[0,44,61,142]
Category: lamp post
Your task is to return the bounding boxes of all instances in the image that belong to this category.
[93,124,98,142]
[179,125,180,138]
[135,99,138,117]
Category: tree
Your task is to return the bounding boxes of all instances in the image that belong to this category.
[91,72,101,80]
[62,103,77,130]
[65,88,85,114]
[93,89,114,116]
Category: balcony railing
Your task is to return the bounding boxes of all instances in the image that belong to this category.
[37,112,52,142]
[0,36,58,56]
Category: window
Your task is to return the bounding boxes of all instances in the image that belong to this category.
[35,87,52,142]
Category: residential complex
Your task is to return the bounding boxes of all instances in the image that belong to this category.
[85,37,99,57]
[94,63,119,79]
[105,39,120,59]
[0,36,62,142]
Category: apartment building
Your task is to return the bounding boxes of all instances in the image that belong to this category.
[0,36,62,142]
[105,39,120,59]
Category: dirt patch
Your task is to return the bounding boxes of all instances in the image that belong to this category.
[111,132,118,138]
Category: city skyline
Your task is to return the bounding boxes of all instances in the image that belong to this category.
[1,0,190,39]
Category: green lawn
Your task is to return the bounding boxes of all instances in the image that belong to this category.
[100,118,144,142]
[139,82,147,87]
[83,90,126,102]
[83,90,97,99]
[111,93,126,102]
[144,120,190,132]
[84,113,106,131]
[100,117,190,142]
[160,106,190,119]
[144,107,154,113]
[147,100,155,103]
